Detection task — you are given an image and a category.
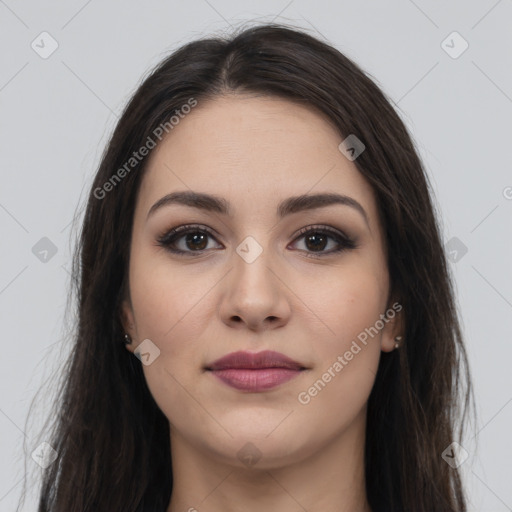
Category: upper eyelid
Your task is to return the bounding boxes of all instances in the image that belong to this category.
[159,223,347,239]
[157,223,353,249]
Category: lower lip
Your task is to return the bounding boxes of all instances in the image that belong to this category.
[208,368,302,391]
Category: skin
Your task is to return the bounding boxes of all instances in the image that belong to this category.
[122,94,403,512]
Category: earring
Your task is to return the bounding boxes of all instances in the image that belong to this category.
[394,336,402,349]
[124,333,132,345]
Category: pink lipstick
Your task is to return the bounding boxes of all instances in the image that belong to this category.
[205,350,306,392]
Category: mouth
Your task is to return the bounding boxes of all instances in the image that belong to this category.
[205,350,307,392]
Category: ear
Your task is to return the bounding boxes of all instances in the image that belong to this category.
[121,297,137,354]
[380,299,405,353]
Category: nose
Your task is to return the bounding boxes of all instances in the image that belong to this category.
[218,243,292,332]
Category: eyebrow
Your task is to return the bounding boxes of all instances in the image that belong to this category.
[146,190,370,227]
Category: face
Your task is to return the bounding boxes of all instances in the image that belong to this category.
[122,94,402,468]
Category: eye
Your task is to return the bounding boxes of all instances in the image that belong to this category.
[156,224,221,255]
[288,225,357,259]
[156,224,357,258]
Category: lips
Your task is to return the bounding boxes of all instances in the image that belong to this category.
[206,350,305,371]
[205,350,306,392]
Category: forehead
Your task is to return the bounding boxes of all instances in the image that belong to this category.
[136,94,378,226]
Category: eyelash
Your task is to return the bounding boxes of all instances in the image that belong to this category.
[156,224,357,259]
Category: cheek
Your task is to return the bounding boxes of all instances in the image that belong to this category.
[295,261,388,347]
[128,247,223,390]
[292,269,385,437]
[129,247,207,340]
[128,253,215,429]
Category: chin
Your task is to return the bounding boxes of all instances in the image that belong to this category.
[199,424,314,470]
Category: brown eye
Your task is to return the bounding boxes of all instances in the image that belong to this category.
[183,232,208,250]
[157,224,357,258]
[157,225,222,255]
[289,226,357,259]
[303,232,329,252]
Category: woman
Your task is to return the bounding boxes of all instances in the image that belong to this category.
[30,23,474,512]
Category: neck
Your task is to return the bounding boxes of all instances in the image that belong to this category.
[166,409,372,512]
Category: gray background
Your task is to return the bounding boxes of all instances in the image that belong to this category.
[1,1,511,510]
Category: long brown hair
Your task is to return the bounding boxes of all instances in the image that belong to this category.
[22,23,475,512]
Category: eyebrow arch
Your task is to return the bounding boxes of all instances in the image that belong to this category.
[146,190,370,227]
